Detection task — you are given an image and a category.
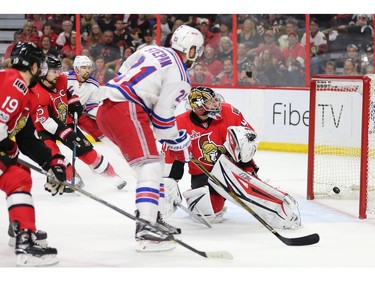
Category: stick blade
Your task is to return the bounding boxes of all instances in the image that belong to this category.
[205,251,234,260]
[277,233,320,246]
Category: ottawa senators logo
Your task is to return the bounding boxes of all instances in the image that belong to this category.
[198,133,225,165]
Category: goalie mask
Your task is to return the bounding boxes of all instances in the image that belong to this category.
[73,55,93,82]
[187,86,224,119]
[224,126,257,163]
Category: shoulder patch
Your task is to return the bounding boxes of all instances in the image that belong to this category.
[231,106,240,115]
[13,78,28,95]
[0,110,10,123]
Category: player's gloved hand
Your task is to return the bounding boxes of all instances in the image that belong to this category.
[0,139,19,176]
[44,154,67,196]
[58,127,81,147]
[160,130,191,162]
[68,94,83,118]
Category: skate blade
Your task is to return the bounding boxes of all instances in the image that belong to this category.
[135,240,175,252]
[16,254,58,267]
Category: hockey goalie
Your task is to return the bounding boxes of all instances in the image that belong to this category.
[208,126,301,229]
[163,125,301,230]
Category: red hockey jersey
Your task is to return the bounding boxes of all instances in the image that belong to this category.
[165,102,255,176]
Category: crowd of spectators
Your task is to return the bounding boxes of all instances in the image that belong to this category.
[0,14,374,88]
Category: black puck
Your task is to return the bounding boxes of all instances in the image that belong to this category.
[333,186,340,194]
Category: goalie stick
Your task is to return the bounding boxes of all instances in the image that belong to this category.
[174,201,212,228]
[17,158,232,260]
[190,156,320,246]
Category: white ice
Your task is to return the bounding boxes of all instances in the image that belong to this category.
[0,143,374,280]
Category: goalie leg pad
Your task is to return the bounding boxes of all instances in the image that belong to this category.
[210,154,301,229]
[183,186,226,223]
[159,178,182,218]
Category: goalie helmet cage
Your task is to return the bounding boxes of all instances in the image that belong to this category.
[307,74,375,219]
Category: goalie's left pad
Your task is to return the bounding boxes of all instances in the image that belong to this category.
[209,154,301,230]
[159,178,183,218]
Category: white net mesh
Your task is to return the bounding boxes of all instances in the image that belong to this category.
[312,75,375,215]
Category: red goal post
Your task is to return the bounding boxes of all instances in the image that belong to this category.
[307,75,375,219]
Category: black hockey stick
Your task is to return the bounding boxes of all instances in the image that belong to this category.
[174,201,212,228]
[18,158,232,260]
[190,156,320,246]
[71,112,78,187]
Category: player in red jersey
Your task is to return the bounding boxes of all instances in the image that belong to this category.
[164,86,301,229]
[31,55,126,191]
[163,86,258,222]
[0,42,63,266]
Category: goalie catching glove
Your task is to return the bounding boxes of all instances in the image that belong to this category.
[44,154,67,196]
[160,129,191,162]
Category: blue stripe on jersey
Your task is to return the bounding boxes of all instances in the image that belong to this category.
[151,112,175,130]
[163,47,189,83]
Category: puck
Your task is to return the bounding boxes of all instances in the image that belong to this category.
[333,186,340,194]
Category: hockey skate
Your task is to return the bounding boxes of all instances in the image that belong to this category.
[134,212,175,252]
[14,223,58,267]
[64,173,85,193]
[8,222,47,248]
[156,211,181,234]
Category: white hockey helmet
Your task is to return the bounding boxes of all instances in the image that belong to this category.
[171,25,204,62]
[224,126,258,163]
[73,55,93,69]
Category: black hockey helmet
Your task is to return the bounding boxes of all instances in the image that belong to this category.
[46,54,62,70]
[10,42,45,71]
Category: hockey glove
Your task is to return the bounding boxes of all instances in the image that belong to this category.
[58,127,82,147]
[68,94,83,118]
[44,154,67,196]
[160,130,191,162]
[0,138,19,176]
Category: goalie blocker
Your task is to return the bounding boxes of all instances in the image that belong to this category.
[210,154,301,230]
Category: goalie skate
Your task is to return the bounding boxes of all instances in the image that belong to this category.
[15,229,58,267]
[135,221,175,252]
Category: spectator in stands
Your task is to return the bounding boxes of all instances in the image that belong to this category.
[218,58,234,86]
[28,14,45,36]
[61,57,73,72]
[136,29,156,51]
[301,18,328,75]
[342,58,359,75]
[278,17,298,49]
[97,14,116,33]
[216,36,233,62]
[129,14,151,38]
[60,31,77,60]
[255,47,283,86]
[40,35,59,57]
[360,44,374,74]
[160,14,173,46]
[365,64,374,74]
[56,20,74,48]
[2,30,23,68]
[113,46,135,74]
[41,22,58,47]
[91,55,115,85]
[113,18,134,55]
[198,45,224,78]
[279,31,306,86]
[237,43,253,72]
[81,14,97,41]
[86,24,103,50]
[89,30,121,66]
[207,20,233,49]
[237,17,262,51]
[163,19,183,47]
[253,29,282,65]
[343,44,362,73]
[197,18,215,46]
[323,60,337,75]
[21,20,39,44]
[190,63,214,85]
[46,14,70,34]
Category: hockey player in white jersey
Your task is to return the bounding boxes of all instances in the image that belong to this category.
[65,55,127,190]
[96,25,204,251]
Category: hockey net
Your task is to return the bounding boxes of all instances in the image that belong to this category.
[307,75,375,219]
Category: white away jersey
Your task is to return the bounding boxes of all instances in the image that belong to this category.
[102,45,191,140]
[65,71,105,117]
